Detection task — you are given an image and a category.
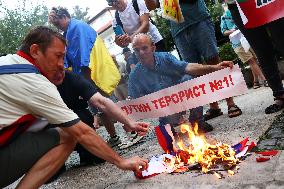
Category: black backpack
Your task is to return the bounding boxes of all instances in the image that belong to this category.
[115,0,154,28]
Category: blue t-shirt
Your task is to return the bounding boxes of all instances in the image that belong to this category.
[128,52,193,99]
[170,0,210,37]
[64,19,97,74]
[220,10,240,48]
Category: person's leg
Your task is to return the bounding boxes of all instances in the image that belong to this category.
[75,110,105,165]
[229,4,284,113]
[173,26,202,63]
[193,18,240,118]
[247,57,266,83]
[0,129,75,189]
[268,17,284,61]
[235,46,265,86]
[193,18,221,111]
[0,130,59,188]
[229,4,284,98]
[189,106,213,133]
[101,113,116,137]
[17,129,76,188]
[99,113,121,147]
[249,49,266,82]
[174,23,221,121]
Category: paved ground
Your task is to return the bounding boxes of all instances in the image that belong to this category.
[6,85,284,189]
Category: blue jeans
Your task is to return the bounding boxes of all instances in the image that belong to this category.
[159,75,205,131]
[174,17,219,63]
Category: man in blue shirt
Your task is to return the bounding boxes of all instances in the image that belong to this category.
[48,7,124,148]
[48,7,120,95]
[170,0,242,121]
[128,33,234,133]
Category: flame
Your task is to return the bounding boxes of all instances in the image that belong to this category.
[176,123,238,173]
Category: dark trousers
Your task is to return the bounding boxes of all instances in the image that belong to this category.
[75,110,97,162]
[228,3,284,97]
[155,39,167,52]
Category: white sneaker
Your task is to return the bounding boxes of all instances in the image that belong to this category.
[107,135,121,147]
[119,132,144,150]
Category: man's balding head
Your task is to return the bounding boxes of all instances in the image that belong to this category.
[132,33,156,67]
[132,33,153,47]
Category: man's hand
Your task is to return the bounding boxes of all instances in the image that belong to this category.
[124,122,149,136]
[216,61,234,70]
[115,34,131,47]
[93,115,100,129]
[117,156,148,172]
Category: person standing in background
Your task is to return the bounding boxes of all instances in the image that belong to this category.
[170,0,242,120]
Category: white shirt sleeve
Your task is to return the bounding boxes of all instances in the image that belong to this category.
[137,0,150,16]
[29,81,79,126]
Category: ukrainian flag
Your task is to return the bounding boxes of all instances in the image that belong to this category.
[64,19,121,95]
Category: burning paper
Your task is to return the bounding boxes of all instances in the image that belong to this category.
[176,123,239,173]
[138,123,256,179]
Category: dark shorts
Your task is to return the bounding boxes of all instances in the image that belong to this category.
[0,129,60,188]
[174,17,219,63]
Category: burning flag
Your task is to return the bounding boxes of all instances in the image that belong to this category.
[140,123,254,179]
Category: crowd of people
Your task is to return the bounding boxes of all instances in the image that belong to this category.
[0,0,283,188]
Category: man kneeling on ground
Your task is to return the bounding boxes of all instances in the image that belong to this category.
[0,26,149,188]
[128,33,233,151]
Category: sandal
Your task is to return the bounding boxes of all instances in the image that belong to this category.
[263,80,269,87]
[228,105,242,118]
[253,81,261,89]
[265,97,284,114]
[204,108,223,121]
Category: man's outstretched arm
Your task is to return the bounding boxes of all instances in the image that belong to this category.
[89,92,149,135]
[63,121,148,171]
[185,61,234,76]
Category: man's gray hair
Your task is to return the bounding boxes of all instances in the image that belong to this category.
[133,33,154,44]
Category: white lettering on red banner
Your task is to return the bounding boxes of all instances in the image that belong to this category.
[117,65,248,121]
[256,0,275,8]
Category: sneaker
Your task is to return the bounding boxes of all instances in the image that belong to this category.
[262,80,269,87]
[107,135,121,147]
[119,132,144,150]
[197,122,213,133]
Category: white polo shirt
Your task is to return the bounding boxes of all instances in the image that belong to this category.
[0,54,79,130]
[113,0,163,44]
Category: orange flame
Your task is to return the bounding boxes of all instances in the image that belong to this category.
[176,123,238,173]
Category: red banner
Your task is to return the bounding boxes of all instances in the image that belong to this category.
[237,0,284,28]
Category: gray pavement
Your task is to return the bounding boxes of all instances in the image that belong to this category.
[6,85,284,189]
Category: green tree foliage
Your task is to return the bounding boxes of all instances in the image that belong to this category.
[207,2,223,23]
[152,10,175,52]
[0,0,48,54]
[219,42,237,61]
[71,5,90,22]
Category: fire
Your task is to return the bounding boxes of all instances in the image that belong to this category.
[176,123,239,173]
